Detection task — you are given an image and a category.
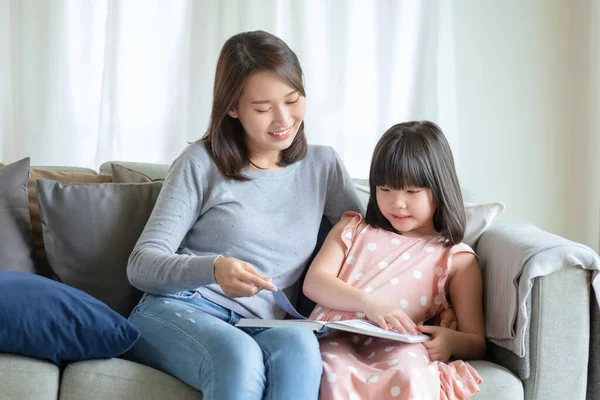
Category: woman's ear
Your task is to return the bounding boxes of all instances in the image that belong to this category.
[227,109,239,119]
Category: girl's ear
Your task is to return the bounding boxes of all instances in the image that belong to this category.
[227,109,239,119]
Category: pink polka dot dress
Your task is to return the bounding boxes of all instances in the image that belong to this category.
[308,212,482,400]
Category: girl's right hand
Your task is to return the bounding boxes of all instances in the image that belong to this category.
[362,296,419,335]
[214,257,278,298]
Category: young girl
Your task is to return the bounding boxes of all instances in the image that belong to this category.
[303,121,485,400]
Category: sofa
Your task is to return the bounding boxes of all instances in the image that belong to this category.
[0,158,595,400]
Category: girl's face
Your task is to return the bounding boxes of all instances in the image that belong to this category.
[376,186,437,237]
[228,70,306,159]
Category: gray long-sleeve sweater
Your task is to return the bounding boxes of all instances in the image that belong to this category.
[127,141,365,319]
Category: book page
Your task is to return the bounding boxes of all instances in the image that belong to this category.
[235,318,326,331]
[325,319,431,343]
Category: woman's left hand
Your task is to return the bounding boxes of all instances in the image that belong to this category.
[418,325,453,362]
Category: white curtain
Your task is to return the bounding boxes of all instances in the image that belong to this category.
[588,0,600,250]
[0,0,457,178]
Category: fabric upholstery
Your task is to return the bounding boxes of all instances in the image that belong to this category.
[28,168,111,278]
[55,357,522,400]
[469,360,523,399]
[110,163,161,183]
[0,158,36,273]
[36,179,163,316]
[0,354,60,400]
[59,358,202,400]
[100,161,169,181]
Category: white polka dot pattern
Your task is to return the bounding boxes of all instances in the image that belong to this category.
[315,213,480,399]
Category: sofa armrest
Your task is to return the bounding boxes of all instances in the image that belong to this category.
[476,222,591,400]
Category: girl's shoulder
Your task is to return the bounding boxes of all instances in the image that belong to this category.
[447,242,478,271]
[332,211,364,231]
[330,211,368,243]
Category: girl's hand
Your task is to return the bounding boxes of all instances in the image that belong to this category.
[436,307,458,330]
[419,325,453,361]
[362,296,419,335]
[214,257,277,298]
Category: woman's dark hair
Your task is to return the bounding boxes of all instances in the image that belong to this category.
[364,121,465,245]
[202,30,307,180]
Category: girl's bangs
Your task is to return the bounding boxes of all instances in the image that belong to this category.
[372,144,432,190]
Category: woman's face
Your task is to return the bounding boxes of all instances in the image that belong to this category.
[228,70,306,158]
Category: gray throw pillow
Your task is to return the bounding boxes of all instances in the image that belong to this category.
[36,180,163,317]
[0,158,35,273]
[110,163,163,184]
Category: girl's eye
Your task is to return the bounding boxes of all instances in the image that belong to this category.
[256,109,271,113]
[286,98,299,105]
[407,189,421,194]
[378,187,390,192]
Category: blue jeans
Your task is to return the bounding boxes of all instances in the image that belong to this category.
[126,291,322,400]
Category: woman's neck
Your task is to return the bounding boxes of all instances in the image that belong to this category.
[248,150,283,171]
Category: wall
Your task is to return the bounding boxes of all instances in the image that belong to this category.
[453,0,599,251]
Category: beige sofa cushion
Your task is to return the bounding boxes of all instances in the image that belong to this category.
[0,354,60,400]
[471,360,524,399]
[54,358,520,400]
[59,358,202,400]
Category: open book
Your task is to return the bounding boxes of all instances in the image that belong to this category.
[235,289,430,344]
[235,317,431,343]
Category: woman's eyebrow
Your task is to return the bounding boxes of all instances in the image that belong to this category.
[251,90,298,104]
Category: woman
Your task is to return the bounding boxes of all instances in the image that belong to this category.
[125,30,365,400]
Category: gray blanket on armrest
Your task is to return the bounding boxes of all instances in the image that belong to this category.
[477,221,600,358]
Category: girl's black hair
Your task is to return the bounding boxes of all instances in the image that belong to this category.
[364,121,465,245]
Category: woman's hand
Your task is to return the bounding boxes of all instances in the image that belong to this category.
[362,296,419,335]
[214,257,277,298]
[418,325,454,361]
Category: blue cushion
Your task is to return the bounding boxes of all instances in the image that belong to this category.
[0,271,140,367]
